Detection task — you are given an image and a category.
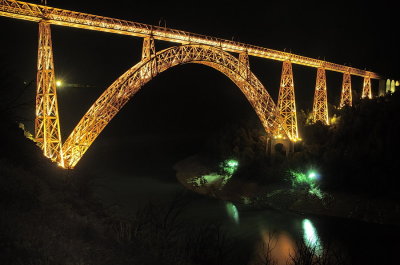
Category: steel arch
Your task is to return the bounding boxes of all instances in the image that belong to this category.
[61,44,284,168]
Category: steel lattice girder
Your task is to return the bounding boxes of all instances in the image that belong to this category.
[362,76,372,99]
[312,67,329,125]
[277,61,298,141]
[35,20,63,164]
[238,51,250,79]
[0,0,380,79]
[61,44,285,168]
[340,71,352,108]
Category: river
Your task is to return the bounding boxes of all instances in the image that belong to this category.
[92,173,400,265]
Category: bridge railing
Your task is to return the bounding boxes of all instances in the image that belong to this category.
[0,0,380,79]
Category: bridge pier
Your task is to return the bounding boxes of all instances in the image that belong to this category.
[35,20,63,165]
[384,79,398,94]
[339,71,352,108]
[312,67,329,124]
[362,75,372,99]
[277,60,299,141]
[0,0,383,169]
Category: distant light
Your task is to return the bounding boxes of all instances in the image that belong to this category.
[222,159,239,175]
[330,115,338,124]
[56,80,62,87]
[308,172,317,180]
[227,159,238,168]
[391,80,396,93]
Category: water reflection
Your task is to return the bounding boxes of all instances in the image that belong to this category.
[251,218,325,264]
[225,202,239,224]
[252,229,296,265]
[302,218,323,256]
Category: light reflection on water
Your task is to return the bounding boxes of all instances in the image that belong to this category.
[253,229,297,265]
[225,202,240,224]
[251,218,323,265]
[302,218,323,256]
[94,174,399,264]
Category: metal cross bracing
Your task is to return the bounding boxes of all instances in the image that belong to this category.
[339,71,352,108]
[61,41,282,168]
[362,75,372,99]
[0,0,380,79]
[35,20,63,164]
[276,61,299,141]
[0,0,383,168]
[238,51,250,79]
[312,68,329,125]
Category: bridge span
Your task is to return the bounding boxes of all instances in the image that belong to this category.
[0,0,382,168]
[0,0,380,79]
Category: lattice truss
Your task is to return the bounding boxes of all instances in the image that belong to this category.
[276,61,298,141]
[60,38,283,168]
[339,71,352,108]
[0,0,380,79]
[35,20,63,164]
[0,0,383,168]
[362,75,372,99]
[312,68,329,125]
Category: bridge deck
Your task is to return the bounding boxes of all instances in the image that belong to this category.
[0,0,380,79]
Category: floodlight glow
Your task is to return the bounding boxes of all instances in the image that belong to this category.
[308,172,317,180]
[222,159,239,175]
[289,170,324,199]
[203,174,223,183]
[56,80,62,87]
[227,160,238,168]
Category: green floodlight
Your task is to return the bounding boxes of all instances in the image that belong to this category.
[222,159,239,175]
[308,171,317,180]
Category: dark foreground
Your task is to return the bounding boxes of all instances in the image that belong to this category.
[1,124,400,265]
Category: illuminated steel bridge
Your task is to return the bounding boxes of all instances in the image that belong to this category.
[0,0,381,168]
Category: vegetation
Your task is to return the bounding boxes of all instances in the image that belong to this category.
[0,68,396,264]
[0,125,357,264]
[203,91,400,200]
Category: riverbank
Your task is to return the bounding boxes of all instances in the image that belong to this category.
[246,188,400,226]
[174,155,400,226]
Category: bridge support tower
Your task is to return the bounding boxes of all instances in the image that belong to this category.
[362,75,372,99]
[34,20,63,165]
[312,67,329,124]
[276,60,298,141]
[339,71,352,108]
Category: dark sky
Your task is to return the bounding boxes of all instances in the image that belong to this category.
[0,0,398,177]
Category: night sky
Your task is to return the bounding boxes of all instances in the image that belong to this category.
[0,0,398,177]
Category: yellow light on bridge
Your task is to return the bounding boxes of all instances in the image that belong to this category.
[330,116,338,124]
[1,0,380,169]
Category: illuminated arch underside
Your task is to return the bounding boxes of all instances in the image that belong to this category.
[61,44,284,168]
